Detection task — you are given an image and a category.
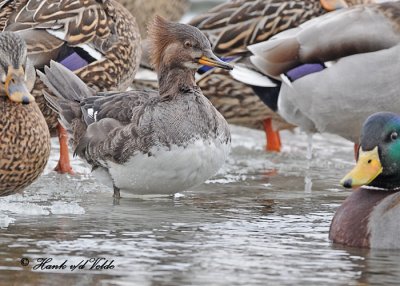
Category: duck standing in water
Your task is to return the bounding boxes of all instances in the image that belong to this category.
[39,16,233,198]
[240,2,400,148]
[330,112,400,249]
[1,0,141,174]
[0,32,50,196]
[188,0,373,152]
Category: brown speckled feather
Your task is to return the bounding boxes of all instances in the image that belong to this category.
[190,0,327,56]
[188,0,373,131]
[117,0,189,38]
[0,31,50,195]
[1,0,141,131]
[187,0,327,130]
[196,63,291,130]
[0,97,50,196]
[252,2,400,78]
[246,2,400,142]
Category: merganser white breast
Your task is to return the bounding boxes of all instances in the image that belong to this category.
[40,16,233,198]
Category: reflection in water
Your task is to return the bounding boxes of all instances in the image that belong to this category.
[306,134,314,161]
[0,126,399,285]
[304,176,312,193]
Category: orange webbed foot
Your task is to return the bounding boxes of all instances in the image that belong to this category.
[54,124,74,175]
[263,118,281,152]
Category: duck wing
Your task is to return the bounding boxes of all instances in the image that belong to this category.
[75,91,157,165]
[189,0,331,57]
[39,61,155,165]
[249,2,400,77]
[2,0,140,92]
[81,90,155,126]
[4,0,118,66]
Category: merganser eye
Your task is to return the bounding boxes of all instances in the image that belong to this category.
[390,132,398,141]
[184,41,192,48]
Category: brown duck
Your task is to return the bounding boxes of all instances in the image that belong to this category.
[0,0,141,174]
[39,17,232,198]
[0,32,50,196]
[117,0,189,38]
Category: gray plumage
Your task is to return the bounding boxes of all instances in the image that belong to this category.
[40,17,232,195]
[0,31,26,69]
[40,61,230,164]
[244,2,400,142]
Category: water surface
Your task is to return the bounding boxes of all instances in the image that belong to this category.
[1,126,399,286]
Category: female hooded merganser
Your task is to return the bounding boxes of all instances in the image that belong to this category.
[40,16,233,198]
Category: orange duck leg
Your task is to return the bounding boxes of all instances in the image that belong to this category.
[54,123,74,175]
[263,118,281,152]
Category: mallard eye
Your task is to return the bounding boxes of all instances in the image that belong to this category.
[184,41,192,48]
[390,132,398,141]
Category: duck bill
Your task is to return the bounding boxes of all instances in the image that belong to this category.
[320,0,348,11]
[5,66,35,104]
[340,146,383,189]
[198,50,233,71]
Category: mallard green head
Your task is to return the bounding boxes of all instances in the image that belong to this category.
[341,112,400,190]
[0,32,35,104]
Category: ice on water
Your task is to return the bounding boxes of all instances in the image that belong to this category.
[0,125,355,227]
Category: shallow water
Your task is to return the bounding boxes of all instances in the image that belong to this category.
[2,1,400,284]
[1,126,399,286]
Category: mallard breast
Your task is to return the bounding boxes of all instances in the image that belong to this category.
[0,98,50,196]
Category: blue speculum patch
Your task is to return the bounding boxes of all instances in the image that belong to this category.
[59,52,89,71]
[286,63,325,82]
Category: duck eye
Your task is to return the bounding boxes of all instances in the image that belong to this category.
[390,132,398,141]
[184,41,192,48]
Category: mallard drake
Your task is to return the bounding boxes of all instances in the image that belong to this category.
[117,0,189,38]
[39,16,232,198]
[239,1,400,148]
[187,0,376,152]
[0,32,51,196]
[329,112,400,249]
[0,0,141,174]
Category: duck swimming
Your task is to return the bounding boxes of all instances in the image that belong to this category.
[0,32,50,196]
[330,112,400,249]
[1,0,141,174]
[39,16,232,198]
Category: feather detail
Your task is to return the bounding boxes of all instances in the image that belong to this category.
[147,15,172,71]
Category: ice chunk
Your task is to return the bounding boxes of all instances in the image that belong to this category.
[50,202,85,215]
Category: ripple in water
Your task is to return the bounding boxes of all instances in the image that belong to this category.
[0,126,399,285]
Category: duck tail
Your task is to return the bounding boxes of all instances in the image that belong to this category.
[248,29,302,78]
[248,4,398,78]
[38,60,95,130]
[39,60,94,102]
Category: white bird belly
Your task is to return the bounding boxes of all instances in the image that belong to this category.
[106,138,230,195]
